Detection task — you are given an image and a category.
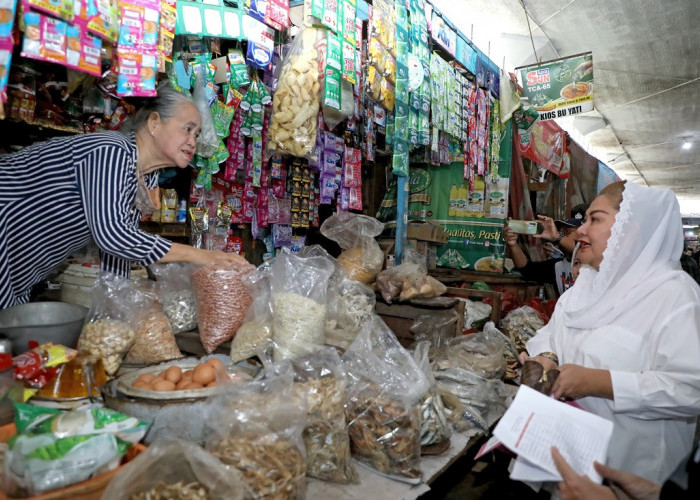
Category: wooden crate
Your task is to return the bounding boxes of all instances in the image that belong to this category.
[0,423,145,500]
[375,296,465,347]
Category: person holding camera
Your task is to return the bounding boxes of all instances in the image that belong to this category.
[505,204,588,295]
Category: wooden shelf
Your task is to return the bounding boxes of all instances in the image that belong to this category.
[139,221,191,238]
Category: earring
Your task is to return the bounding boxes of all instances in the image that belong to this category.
[150,129,155,136]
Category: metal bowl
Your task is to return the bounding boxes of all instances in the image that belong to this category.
[0,301,88,354]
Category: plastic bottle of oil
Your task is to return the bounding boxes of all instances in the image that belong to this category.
[456,183,469,217]
[448,184,458,217]
[466,176,485,218]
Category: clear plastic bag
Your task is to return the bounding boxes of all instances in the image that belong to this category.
[342,316,429,480]
[150,263,198,334]
[191,262,256,353]
[501,305,546,352]
[269,249,334,360]
[320,211,385,284]
[78,273,137,375]
[230,264,274,362]
[325,277,376,350]
[375,250,446,303]
[124,281,183,364]
[268,26,323,158]
[193,71,218,157]
[413,341,452,448]
[435,330,507,380]
[204,366,307,499]
[102,439,246,500]
[289,347,357,483]
[408,310,459,356]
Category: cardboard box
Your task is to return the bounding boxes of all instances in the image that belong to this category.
[382,220,449,245]
[407,221,449,244]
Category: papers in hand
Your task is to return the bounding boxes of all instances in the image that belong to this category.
[493,385,613,483]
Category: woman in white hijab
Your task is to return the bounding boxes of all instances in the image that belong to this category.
[525,180,700,484]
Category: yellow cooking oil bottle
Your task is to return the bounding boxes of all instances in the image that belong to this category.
[449,184,458,217]
[466,176,485,218]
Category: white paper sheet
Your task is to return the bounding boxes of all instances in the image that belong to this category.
[493,385,613,483]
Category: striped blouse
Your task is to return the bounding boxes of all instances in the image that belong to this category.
[0,131,172,309]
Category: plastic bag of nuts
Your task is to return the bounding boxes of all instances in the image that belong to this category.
[77,274,138,376]
[191,262,256,353]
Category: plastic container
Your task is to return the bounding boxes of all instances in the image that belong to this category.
[0,423,146,500]
[56,264,148,308]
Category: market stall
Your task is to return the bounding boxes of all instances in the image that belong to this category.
[0,0,560,496]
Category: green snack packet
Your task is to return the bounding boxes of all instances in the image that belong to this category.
[326,31,342,71]
[212,101,235,137]
[228,49,251,88]
[323,67,342,110]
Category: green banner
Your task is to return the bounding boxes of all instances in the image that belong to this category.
[518,52,593,121]
[377,121,513,272]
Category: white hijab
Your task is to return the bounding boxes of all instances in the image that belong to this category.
[558,181,689,330]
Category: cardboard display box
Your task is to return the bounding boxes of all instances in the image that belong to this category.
[382,220,449,245]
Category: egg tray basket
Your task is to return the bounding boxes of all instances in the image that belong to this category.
[116,358,220,400]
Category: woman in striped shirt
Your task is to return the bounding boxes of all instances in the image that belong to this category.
[0,85,247,309]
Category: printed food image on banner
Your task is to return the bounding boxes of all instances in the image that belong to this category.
[517,52,593,121]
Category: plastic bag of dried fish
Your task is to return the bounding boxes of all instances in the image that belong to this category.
[150,263,198,334]
[435,330,507,379]
[269,249,334,360]
[230,264,274,362]
[433,366,509,431]
[102,439,245,500]
[204,366,307,499]
[283,346,358,483]
[78,273,137,375]
[320,212,385,284]
[501,305,545,353]
[413,342,452,449]
[325,278,376,350]
[342,316,430,481]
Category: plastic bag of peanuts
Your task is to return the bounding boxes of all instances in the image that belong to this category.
[191,262,256,354]
[78,273,138,376]
[268,26,324,158]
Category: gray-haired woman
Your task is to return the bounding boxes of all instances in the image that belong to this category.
[0,84,247,310]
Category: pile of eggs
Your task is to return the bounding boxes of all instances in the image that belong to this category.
[130,358,223,392]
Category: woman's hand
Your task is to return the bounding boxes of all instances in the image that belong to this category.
[198,249,249,267]
[552,365,613,401]
[551,447,661,500]
[504,226,519,247]
[593,461,661,500]
[551,447,617,500]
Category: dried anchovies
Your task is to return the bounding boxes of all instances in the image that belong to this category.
[210,434,306,500]
[295,376,357,483]
[130,481,210,500]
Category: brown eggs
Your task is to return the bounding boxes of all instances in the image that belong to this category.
[192,364,216,386]
[129,358,228,392]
